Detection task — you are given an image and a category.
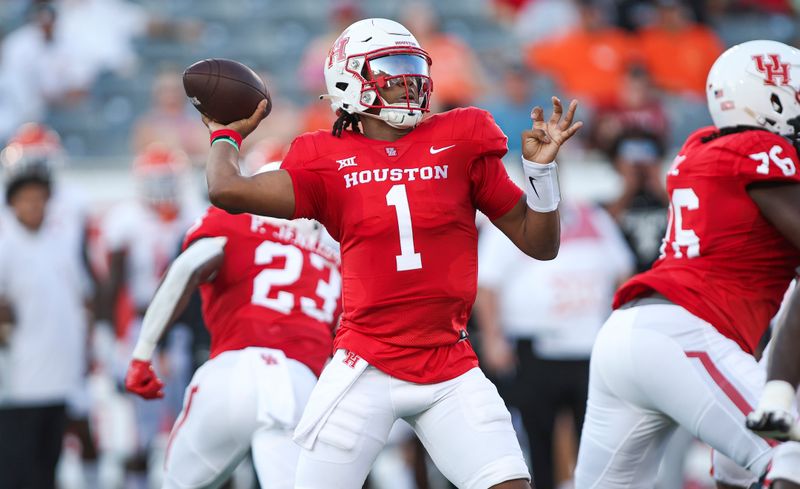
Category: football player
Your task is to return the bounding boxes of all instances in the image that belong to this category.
[0,124,95,489]
[746,283,800,489]
[124,177,341,489]
[574,40,800,489]
[96,143,202,486]
[200,17,581,489]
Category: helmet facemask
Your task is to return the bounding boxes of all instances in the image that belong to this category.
[132,145,188,221]
[353,48,433,129]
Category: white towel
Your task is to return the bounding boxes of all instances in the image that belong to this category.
[293,349,368,450]
[245,347,296,428]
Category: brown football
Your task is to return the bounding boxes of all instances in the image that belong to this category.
[182,58,272,124]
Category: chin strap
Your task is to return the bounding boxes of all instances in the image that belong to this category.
[357,107,422,129]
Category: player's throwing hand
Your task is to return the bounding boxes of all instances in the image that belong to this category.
[202,99,269,139]
[522,97,583,164]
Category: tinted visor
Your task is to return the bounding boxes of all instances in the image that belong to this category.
[368,54,430,81]
[366,54,432,107]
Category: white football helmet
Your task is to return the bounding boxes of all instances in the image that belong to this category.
[1,123,65,183]
[707,40,800,138]
[322,18,433,129]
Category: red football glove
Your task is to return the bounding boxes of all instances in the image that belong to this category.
[125,359,165,399]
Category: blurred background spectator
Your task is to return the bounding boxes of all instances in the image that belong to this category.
[589,65,670,271]
[131,70,208,162]
[0,3,92,141]
[0,123,95,489]
[295,0,359,134]
[637,0,723,99]
[95,143,202,488]
[506,0,580,45]
[479,62,551,159]
[524,0,638,109]
[399,0,489,111]
[0,0,797,487]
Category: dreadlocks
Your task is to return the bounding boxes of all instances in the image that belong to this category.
[700,126,770,143]
[332,111,361,138]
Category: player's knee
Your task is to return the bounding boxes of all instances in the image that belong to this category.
[712,450,758,488]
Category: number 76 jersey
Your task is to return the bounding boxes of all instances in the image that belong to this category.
[614,127,800,354]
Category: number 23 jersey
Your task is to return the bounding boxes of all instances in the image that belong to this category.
[184,206,341,377]
[282,107,524,383]
[615,127,800,354]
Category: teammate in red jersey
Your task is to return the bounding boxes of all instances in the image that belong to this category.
[575,40,800,489]
[124,191,341,489]
[200,17,581,489]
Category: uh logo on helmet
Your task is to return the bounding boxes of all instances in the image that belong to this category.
[322,18,433,129]
[707,40,800,139]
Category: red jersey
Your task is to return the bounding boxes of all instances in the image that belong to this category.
[614,127,800,353]
[183,206,341,376]
[282,107,524,383]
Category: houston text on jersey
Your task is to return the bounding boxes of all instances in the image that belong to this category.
[343,165,449,189]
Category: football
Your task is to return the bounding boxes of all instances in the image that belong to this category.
[182,58,272,124]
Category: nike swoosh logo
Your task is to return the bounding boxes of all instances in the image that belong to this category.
[529,176,540,198]
[429,144,456,154]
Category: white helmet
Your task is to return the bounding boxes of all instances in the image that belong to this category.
[707,40,800,138]
[322,18,433,130]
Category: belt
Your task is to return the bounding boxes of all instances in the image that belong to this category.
[617,292,674,310]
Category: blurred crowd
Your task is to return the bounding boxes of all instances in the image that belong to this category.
[0,0,798,488]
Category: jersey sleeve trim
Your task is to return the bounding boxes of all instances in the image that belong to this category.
[486,191,523,221]
[182,207,228,251]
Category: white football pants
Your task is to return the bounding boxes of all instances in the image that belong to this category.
[293,350,530,489]
[162,347,317,489]
[573,302,800,489]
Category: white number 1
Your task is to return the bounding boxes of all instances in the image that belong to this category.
[386,184,422,271]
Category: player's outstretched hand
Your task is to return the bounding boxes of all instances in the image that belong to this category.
[202,99,269,140]
[522,97,583,164]
[746,380,800,441]
[746,407,800,441]
[125,359,165,400]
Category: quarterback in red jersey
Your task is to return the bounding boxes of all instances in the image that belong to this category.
[124,195,341,489]
[201,17,581,489]
[575,40,800,489]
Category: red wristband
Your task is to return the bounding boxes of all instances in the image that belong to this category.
[210,129,243,148]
